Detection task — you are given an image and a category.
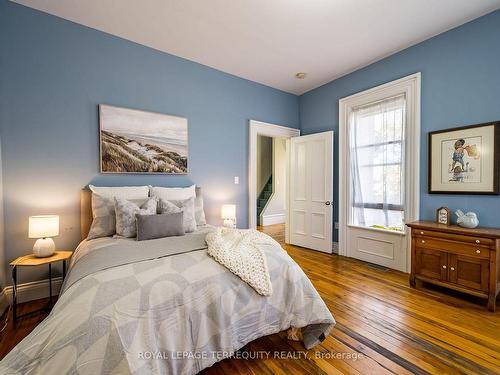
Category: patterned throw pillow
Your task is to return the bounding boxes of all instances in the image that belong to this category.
[194,196,207,227]
[87,195,151,240]
[87,194,116,240]
[115,198,157,238]
[159,197,197,233]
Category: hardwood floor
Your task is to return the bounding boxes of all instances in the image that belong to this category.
[205,224,500,375]
[0,298,51,359]
[1,224,499,374]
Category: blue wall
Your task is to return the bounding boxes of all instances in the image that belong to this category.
[0,1,299,282]
[1,0,500,283]
[299,10,500,240]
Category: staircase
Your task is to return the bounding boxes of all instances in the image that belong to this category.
[257,176,272,225]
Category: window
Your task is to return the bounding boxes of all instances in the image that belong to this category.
[349,94,406,231]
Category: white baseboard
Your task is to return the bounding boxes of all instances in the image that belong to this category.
[3,277,63,304]
[261,213,286,226]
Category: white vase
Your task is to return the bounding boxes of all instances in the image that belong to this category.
[33,237,56,257]
[456,211,479,229]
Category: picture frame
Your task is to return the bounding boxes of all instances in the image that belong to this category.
[428,121,499,194]
[436,206,451,226]
[99,104,188,174]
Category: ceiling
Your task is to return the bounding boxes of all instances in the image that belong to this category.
[13,0,500,94]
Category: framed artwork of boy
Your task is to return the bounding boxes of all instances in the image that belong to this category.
[429,121,499,194]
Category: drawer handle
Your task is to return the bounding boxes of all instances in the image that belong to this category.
[421,240,425,244]
[420,231,424,235]
[442,265,447,269]
[476,249,481,254]
[476,240,480,244]
[450,267,455,271]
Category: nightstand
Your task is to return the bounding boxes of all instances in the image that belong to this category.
[10,251,72,322]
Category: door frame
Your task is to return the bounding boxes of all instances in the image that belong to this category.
[248,120,300,230]
[338,73,421,272]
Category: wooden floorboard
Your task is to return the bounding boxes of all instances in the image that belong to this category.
[1,223,499,374]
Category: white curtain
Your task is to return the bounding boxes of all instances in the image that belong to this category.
[349,94,406,230]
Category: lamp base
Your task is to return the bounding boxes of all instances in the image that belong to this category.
[33,238,55,258]
[223,219,236,229]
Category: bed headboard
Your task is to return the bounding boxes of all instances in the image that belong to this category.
[81,189,92,240]
[80,187,201,240]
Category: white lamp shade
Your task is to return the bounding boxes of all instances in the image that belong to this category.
[221,204,236,220]
[29,215,59,238]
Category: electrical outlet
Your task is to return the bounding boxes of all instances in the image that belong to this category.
[234,176,239,184]
[334,222,339,229]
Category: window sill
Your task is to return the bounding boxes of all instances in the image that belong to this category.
[347,224,407,236]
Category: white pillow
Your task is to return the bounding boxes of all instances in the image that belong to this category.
[150,185,196,201]
[89,185,150,199]
[159,197,197,233]
[114,198,157,238]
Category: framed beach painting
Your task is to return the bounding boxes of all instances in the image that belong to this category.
[99,104,188,174]
[429,121,499,194]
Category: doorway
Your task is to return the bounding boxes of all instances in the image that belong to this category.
[256,135,288,227]
[249,120,334,253]
[248,120,299,235]
[338,73,421,272]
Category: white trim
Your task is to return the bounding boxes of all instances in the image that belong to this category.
[285,138,291,243]
[257,191,275,226]
[249,120,300,230]
[3,277,63,304]
[338,73,421,272]
[258,190,274,226]
[261,213,286,226]
[347,224,407,236]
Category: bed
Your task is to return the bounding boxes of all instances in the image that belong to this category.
[0,189,335,374]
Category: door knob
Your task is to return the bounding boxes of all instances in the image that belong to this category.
[325,201,331,206]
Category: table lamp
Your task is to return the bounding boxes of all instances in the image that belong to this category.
[29,215,59,257]
[221,204,236,228]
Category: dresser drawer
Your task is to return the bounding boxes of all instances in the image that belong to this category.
[413,229,493,247]
[415,237,489,259]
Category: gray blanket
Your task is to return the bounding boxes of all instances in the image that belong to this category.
[61,232,208,294]
[0,228,335,375]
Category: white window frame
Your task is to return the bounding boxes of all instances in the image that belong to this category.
[338,73,421,269]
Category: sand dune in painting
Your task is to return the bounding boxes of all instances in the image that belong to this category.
[101,130,187,173]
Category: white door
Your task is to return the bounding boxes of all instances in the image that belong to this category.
[339,74,421,272]
[289,131,333,253]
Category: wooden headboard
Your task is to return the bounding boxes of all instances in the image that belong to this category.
[80,187,201,240]
[80,189,92,240]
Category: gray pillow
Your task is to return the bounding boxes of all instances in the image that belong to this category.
[136,212,185,241]
[159,197,196,233]
[194,196,207,226]
[115,198,157,237]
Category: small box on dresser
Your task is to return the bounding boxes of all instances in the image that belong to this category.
[407,221,500,311]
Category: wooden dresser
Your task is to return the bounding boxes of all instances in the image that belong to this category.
[407,221,500,311]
